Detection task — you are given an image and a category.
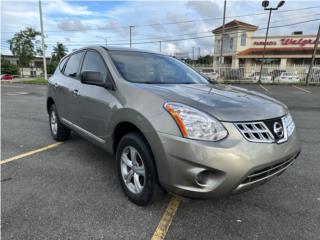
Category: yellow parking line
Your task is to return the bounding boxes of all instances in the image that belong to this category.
[259,84,270,93]
[0,142,63,165]
[293,85,312,94]
[151,196,182,240]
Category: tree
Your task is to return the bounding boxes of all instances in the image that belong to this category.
[196,55,213,65]
[1,60,18,75]
[51,42,68,63]
[46,62,58,75]
[7,28,41,70]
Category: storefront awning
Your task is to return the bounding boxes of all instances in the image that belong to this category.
[237,47,320,57]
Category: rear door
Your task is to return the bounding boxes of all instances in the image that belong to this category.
[59,51,85,123]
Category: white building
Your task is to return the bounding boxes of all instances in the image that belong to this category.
[1,54,50,77]
[212,20,320,69]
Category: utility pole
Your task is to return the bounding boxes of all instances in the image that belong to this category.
[38,0,47,80]
[159,41,162,53]
[192,47,195,66]
[129,26,134,48]
[259,0,285,83]
[306,24,320,85]
[219,0,227,67]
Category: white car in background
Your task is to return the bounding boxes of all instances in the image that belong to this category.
[274,72,300,83]
[247,72,272,83]
[200,69,219,82]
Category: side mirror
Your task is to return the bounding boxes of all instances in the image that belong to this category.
[81,71,113,89]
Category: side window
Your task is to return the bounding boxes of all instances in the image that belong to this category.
[64,52,84,78]
[81,51,108,80]
[59,57,69,72]
[241,33,247,46]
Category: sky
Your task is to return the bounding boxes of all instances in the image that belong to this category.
[1,0,320,58]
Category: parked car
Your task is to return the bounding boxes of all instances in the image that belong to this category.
[274,72,300,83]
[200,68,219,82]
[47,46,301,206]
[0,74,13,80]
[223,68,244,80]
[247,72,272,83]
[271,69,286,81]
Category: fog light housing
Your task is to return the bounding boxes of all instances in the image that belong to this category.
[195,170,212,187]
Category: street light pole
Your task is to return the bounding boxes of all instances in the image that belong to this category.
[258,9,272,83]
[38,0,47,80]
[96,36,108,46]
[306,24,320,85]
[159,41,162,53]
[258,0,285,84]
[129,26,134,48]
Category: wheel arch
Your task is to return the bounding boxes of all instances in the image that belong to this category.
[47,97,55,114]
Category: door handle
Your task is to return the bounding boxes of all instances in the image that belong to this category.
[73,89,80,96]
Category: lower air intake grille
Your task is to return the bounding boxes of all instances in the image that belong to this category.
[242,158,294,184]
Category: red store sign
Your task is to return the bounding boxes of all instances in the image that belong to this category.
[280,38,319,46]
[254,38,319,46]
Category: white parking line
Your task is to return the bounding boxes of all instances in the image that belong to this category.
[293,85,312,94]
[259,84,271,93]
[6,91,29,96]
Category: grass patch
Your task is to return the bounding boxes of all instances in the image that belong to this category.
[21,78,48,85]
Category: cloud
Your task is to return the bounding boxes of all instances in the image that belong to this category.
[187,1,221,18]
[57,20,88,31]
[46,0,92,16]
[1,0,320,57]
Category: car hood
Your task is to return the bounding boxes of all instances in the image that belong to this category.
[135,83,288,121]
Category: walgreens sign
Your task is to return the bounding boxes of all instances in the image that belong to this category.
[280,38,319,46]
[254,38,319,47]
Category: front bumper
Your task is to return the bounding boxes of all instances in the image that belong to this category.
[156,122,301,199]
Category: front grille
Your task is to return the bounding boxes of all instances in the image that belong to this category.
[242,158,294,184]
[235,122,274,143]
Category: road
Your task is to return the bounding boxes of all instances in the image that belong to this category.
[1,83,320,240]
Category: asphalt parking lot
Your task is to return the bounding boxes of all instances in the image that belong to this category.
[1,83,320,240]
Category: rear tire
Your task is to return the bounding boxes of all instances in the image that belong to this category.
[116,132,163,206]
[49,105,71,141]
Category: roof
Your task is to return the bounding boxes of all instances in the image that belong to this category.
[212,20,258,34]
[237,47,320,56]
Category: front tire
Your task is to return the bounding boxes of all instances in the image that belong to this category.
[49,105,71,141]
[116,132,163,206]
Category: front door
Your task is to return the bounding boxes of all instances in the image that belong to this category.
[73,50,116,141]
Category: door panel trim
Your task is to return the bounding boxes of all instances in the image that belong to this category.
[61,117,106,144]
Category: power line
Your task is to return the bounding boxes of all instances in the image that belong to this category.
[1,17,319,50]
[40,13,320,46]
[1,5,319,34]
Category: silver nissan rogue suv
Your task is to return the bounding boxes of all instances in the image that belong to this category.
[47,46,301,206]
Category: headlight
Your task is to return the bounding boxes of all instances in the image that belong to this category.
[283,112,295,137]
[164,102,228,141]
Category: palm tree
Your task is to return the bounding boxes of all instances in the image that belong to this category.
[51,42,68,62]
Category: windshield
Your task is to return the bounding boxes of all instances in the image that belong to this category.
[109,50,208,84]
